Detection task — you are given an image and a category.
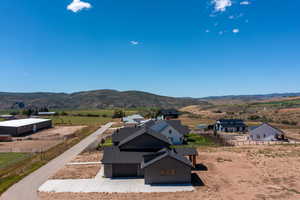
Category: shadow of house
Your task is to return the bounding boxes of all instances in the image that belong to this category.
[194,163,208,171]
[191,173,205,187]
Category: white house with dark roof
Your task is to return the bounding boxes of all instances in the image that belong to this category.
[147,120,189,145]
[122,114,144,125]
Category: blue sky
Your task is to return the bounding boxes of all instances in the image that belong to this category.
[0,0,299,97]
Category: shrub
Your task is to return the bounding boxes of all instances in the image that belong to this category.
[112,110,125,118]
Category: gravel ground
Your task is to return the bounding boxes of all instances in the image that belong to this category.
[71,151,102,163]
[51,164,101,179]
[40,145,300,200]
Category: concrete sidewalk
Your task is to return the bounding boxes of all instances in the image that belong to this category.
[0,122,113,200]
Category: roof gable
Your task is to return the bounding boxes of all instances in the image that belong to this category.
[112,126,142,143]
[101,146,153,164]
[250,123,285,136]
[141,149,193,169]
[118,128,171,149]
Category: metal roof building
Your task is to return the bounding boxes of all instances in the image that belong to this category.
[0,118,52,136]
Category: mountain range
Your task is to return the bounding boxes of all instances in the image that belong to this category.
[0,90,299,110]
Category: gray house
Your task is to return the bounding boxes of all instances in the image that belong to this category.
[142,149,193,184]
[215,119,247,133]
[102,125,197,184]
[249,123,286,141]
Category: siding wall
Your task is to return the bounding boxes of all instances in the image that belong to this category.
[160,126,183,145]
[0,127,17,136]
[144,157,191,184]
[104,164,113,178]
[0,120,52,136]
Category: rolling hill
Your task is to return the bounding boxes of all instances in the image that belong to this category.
[0,90,300,110]
[0,90,210,110]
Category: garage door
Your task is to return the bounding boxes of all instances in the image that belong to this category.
[112,164,138,177]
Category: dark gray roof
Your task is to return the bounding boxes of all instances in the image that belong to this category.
[248,126,259,131]
[159,109,179,115]
[142,120,156,128]
[217,119,246,127]
[165,120,190,135]
[118,127,171,147]
[250,123,285,136]
[112,127,142,143]
[173,147,198,156]
[141,148,193,169]
[101,146,153,164]
[218,119,244,123]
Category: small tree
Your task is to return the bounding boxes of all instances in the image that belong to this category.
[112,109,125,118]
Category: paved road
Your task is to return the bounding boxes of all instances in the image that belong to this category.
[0,122,113,200]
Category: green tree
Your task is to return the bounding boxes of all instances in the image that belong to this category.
[112,109,125,118]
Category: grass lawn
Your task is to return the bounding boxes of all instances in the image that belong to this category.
[46,116,112,126]
[53,109,138,118]
[100,138,113,147]
[179,133,218,147]
[0,153,29,170]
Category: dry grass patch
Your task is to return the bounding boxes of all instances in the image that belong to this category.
[71,151,102,163]
[51,164,100,179]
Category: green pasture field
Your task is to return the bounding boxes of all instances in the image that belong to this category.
[0,153,30,170]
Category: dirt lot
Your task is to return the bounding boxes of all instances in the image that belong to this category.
[71,151,102,163]
[51,151,102,179]
[0,126,85,153]
[51,164,101,179]
[23,126,86,140]
[39,145,300,200]
[283,129,300,141]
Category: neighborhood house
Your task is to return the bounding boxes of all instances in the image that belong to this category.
[215,119,247,133]
[122,114,145,126]
[102,120,197,184]
[148,120,189,145]
[249,123,286,141]
[157,109,180,120]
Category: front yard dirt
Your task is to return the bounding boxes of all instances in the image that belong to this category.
[39,145,300,200]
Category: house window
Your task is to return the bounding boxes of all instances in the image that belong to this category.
[263,134,266,138]
[160,169,176,176]
[169,129,172,134]
[257,135,260,139]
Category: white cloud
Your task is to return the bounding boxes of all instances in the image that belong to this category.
[212,0,232,12]
[240,1,251,5]
[228,15,235,19]
[67,0,91,13]
[205,29,210,33]
[130,41,139,45]
[233,28,240,33]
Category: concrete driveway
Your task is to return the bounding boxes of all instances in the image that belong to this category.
[0,122,113,200]
[39,177,194,193]
[39,165,194,193]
